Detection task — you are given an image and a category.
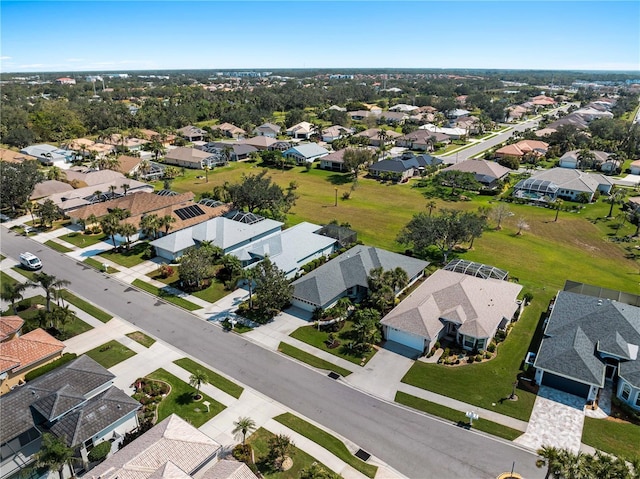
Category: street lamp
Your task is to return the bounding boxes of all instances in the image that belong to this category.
[335,187,338,207]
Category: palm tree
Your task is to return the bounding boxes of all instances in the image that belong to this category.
[118,222,137,250]
[22,200,37,225]
[426,200,437,217]
[232,417,257,445]
[606,188,626,218]
[551,198,564,222]
[577,149,596,171]
[203,165,210,183]
[377,129,389,160]
[100,214,121,247]
[536,446,562,479]
[33,433,74,479]
[31,272,71,312]
[121,183,130,196]
[158,215,176,235]
[86,213,98,231]
[140,214,160,240]
[1,281,28,314]
[47,166,65,181]
[268,434,294,471]
[50,304,77,333]
[188,369,209,398]
[389,267,409,293]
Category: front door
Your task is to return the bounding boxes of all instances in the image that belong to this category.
[605,364,617,380]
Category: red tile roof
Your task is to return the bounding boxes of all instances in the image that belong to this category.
[0,328,65,374]
[0,316,25,342]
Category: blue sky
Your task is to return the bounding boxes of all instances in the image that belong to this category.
[1,1,639,73]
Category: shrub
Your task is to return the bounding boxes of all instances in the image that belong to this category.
[159,264,174,278]
[443,348,450,359]
[494,330,507,343]
[522,292,533,304]
[434,341,440,349]
[24,353,77,381]
[467,356,475,363]
[487,342,496,353]
[88,441,112,462]
[475,354,483,362]
[342,191,351,200]
[484,351,491,359]
[232,444,253,463]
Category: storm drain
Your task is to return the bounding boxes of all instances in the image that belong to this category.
[355,449,371,461]
[327,372,340,380]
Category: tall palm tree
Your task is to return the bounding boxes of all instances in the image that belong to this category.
[426,200,437,217]
[232,417,256,445]
[551,198,564,222]
[118,222,137,250]
[389,267,409,293]
[30,272,71,312]
[577,149,596,171]
[606,188,626,218]
[188,369,209,398]
[50,304,77,333]
[158,215,176,235]
[100,214,121,247]
[22,200,37,225]
[1,281,28,314]
[140,214,160,240]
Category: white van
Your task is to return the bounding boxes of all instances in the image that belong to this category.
[19,252,42,270]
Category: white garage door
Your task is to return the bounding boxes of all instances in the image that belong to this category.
[386,327,424,352]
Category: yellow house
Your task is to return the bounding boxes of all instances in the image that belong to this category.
[0,317,65,395]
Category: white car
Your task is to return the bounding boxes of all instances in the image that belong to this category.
[19,252,42,270]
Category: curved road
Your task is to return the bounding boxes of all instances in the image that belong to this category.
[0,230,543,479]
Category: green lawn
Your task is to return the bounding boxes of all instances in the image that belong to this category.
[83,257,119,273]
[582,418,640,460]
[59,290,113,322]
[2,295,93,339]
[58,231,108,248]
[147,368,225,427]
[274,412,378,478]
[84,340,136,368]
[44,240,73,253]
[1,271,19,288]
[126,331,156,348]
[289,321,376,366]
[174,357,244,399]
[132,279,201,311]
[395,391,522,441]
[190,279,229,303]
[278,342,352,377]
[99,242,150,267]
[248,427,331,479]
[11,267,37,281]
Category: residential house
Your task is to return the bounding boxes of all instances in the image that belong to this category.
[319,149,347,172]
[453,116,481,135]
[283,144,329,164]
[150,213,283,261]
[327,105,347,112]
[64,138,97,156]
[215,123,246,139]
[177,125,207,142]
[0,355,140,479]
[101,135,149,152]
[114,155,144,176]
[630,160,640,175]
[533,282,640,409]
[558,150,611,170]
[530,95,556,106]
[627,196,640,212]
[353,128,401,147]
[495,140,549,159]
[348,110,379,121]
[55,77,76,85]
[395,129,450,151]
[30,180,74,200]
[290,245,428,312]
[205,143,258,161]
[381,265,522,354]
[138,129,177,146]
[513,168,614,202]
[447,109,471,119]
[441,159,512,190]
[506,105,529,122]
[321,126,351,143]
[377,111,408,125]
[417,124,467,140]
[253,123,281,138]
[389,104,419,113]
[88,414,258,479]
[0,318,65,395]
[369,153,442,182]
[286,121,315,139]
[0,148,36,164]
[239,136,279,151]
[164,147,220,169]
[232,222,337,279]
[20,144,74,167]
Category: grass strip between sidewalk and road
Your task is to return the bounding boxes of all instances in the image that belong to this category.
[44,240,73,253]
[132,279,201,311]
[59,290,113,322]
[174,357,244,399]
[126,331,156,348]
[395,391,522,441]
[278,342,352,377]
[274,412,378,478]
[83,257,119,273]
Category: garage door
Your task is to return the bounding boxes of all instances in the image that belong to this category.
[541,373,590,398]
[386,327,424,352]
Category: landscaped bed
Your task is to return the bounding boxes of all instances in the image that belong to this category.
[85,340,136,368]
[174,357,244,399]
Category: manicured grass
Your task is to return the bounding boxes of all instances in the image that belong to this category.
[84,340,137,368]
[147,368,225,426]
[401,298,542,422]
[582,417,640,461]
[289,320,375,366]
[59,290,113,322]
[1,271,19,288]
[99,242,150,267]
[274,412,377,478]
[126,331,156,348]
[58,231,108,248]
[248,427,331,479]
[395,391,522,441]
[11,267,37,281]
[278,342,352,377]
[132,279,201,311]
[190,279,229,303]
[44,240,73,253]
[233,322,254,333]
[174,357,244,399]
[83,257,119,273]
[2,295,93,339]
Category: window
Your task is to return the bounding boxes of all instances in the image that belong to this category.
[476,339,486,350]
[463,337,475,349]
[621,383,631,401]
[636,393,640,408]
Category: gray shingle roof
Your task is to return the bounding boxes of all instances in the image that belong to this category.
[534,291,640,388]
[292,245,428,308]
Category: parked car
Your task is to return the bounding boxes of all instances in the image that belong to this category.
[19,252,42,270]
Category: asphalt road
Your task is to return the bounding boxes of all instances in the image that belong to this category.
[0,230,543,479]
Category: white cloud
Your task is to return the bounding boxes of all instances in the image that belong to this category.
[65,58,85,62]
[0,56,12,61]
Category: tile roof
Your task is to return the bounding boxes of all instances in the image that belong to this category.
[321,149,347,163]
[67,192,195,221]
[165,147,214,165]
[534,291,640,388]
[495,140,549,157]
[64,169,127,187]
[292,245,428,308]
[89,414,221,479]
[0,328,64,374]
[443,159,512,182]
[0,316,25,342]
[382,269,521,341]
[200,460,257,479]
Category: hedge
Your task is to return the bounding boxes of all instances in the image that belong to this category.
[24,353,78,381]
[88,441,112,462]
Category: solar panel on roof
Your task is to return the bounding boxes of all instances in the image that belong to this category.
[174,205,205,221]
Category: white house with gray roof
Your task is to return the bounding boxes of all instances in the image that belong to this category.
[381,269,522,354]
[513,167,613,203]
[291,245,428,312]
[283,143,329,164]
[534,287,640,408]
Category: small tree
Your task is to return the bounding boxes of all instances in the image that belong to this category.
[33,433,74,479]
[267,434,294,471]
[252,257,293,320]
[1,281,28,314]
[232,416,257,445]
[188,369,209,398]
[31,272,71,312]
[490,204,512,230]
[516,217,530,235]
